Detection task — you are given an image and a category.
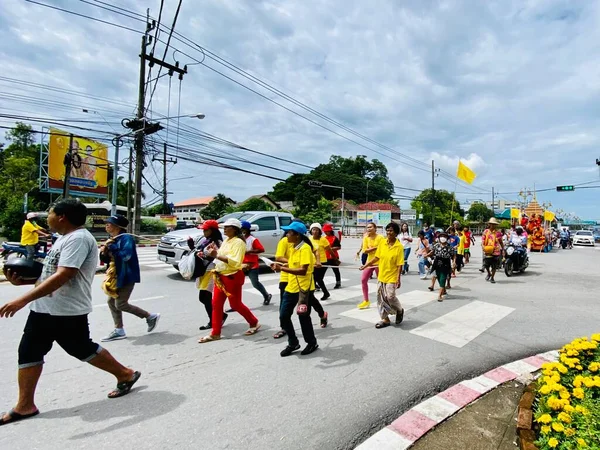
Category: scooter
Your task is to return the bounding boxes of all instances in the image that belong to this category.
[560,236,570,249]
[1,242,47,261]
[504,244,529,276]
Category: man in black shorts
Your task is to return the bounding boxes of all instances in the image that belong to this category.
[0,199,141,426]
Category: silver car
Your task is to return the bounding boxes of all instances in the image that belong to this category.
[572,230,595,247]
[157,211,294,269]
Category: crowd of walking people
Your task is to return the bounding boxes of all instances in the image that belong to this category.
[0,199,515,425]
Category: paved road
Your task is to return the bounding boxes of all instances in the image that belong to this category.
[0,241,598,450]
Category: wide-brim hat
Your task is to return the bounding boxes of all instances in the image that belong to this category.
[105,215,129,229]
[487,217,500,225]
[222,218,242,229]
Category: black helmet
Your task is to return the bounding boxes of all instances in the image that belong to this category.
[3,257,43,281]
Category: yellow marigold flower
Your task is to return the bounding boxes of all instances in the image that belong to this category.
[583,378,595,388]
[564,428,575,437]
[551,374,561,384]
[577,437,588,447]
[556,363,568,374]
[564,404,575,413]
[537,414,553,424]
[574,379,583,388]
[541,425,551,434]
[547,396,563,410]
[552,422,565,432]
[541,362,554,370]
[591,333,600,342]
[548,437,559,448]
[558,412,572,423]
[540,384,552,395]
[576,365,583,370]
[572,388,585,399]
[559,391,570,400]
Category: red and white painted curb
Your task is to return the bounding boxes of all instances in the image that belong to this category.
[355,350,558,450]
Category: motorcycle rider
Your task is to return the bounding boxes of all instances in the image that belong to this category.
[21,213,50,260]
[560,227,572,249]
[509,226,528,269]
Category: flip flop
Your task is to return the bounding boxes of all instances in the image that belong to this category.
[0,409,39,426]
[375,321,391,329]
[320,312,328,328]
[273,330,287,339]
[107,371,141,399]
[244,323,261,336]
[198,334,221,343]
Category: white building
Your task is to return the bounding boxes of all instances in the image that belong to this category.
[173,196,214,222]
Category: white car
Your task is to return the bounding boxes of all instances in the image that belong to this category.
[572,230,595,247]
[157,211,294,269]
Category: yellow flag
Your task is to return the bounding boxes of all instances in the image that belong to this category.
[544,210,555,222]
[511,208,520,219]
[457,161,476,184]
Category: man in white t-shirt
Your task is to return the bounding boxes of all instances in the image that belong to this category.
[0,199,141,426]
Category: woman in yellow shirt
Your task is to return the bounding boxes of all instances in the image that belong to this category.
[199,218,261,343]
[357,222,384,310]
[360,222,404,329]
[309,223,332,300]
[271,221,319,357]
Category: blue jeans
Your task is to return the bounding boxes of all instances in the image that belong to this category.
[247,268,269,301]
[418,257,427,275]
[280,291,317,347]
[403,247,411,272]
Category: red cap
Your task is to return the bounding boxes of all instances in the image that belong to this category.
[201,220,219,230]
[322,224,334,232]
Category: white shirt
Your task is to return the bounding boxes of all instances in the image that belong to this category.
[400,231,412,249]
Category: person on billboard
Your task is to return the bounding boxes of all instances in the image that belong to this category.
[69,139,85,179]
[81,145,97,180]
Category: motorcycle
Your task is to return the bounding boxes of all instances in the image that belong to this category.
[1,242,47,261]
[504,244,529,277]
[560,236,570,249]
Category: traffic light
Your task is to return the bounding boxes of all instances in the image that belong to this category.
[556,185,575,192]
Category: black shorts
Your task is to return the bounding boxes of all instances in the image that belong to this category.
[18,311,101,369]
[483,256,499,268]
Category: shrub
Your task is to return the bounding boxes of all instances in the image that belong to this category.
[140,218,166,234]
[534,334,600,449]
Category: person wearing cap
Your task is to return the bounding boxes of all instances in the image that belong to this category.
[360,222,405,329]
[426,230,455,301]
[322,224,342,289]
[99,215,160,342]
[309,223,333,301]
[198,218,261,343]
[21,213,50,260]
[271,221,319,356]
[482,217,504,284]
[187,220,228,331]
[240,221,272,306]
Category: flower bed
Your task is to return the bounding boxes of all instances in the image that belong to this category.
[534,334,600,449]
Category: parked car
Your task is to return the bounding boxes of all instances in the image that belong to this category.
[572,230,595,247]
[157,211,294,270]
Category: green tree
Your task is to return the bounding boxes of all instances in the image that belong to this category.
[466,203,494,223]
[227,197,274,213]
[298,197,333,225]
[144,203,165,216]
[411,189,464,228]
[201,193,234,219]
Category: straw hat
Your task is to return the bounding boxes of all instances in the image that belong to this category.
[487,217,500,225]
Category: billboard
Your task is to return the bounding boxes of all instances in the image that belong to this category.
[47,128,109,197]
[357,211,392,225]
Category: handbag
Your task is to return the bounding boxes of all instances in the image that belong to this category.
[295,275,312,316]
[483,232,496,256]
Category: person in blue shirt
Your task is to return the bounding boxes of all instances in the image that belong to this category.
[448,227,460,248]
[100,215,160,342]
[423,223,435,245]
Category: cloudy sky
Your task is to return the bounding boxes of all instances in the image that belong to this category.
[1,0,599,219]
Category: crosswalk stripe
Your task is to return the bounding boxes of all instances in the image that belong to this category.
[144,262,172,268]
[410,300,515,348]
[243,277,349,297]
[339,290,435,324]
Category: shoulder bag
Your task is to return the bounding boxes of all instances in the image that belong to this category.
[295,275,313,316]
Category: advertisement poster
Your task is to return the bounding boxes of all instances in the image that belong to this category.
[47,128,109,197]
[357,211,392,225]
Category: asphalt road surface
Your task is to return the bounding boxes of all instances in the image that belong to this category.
[0,240,598,450]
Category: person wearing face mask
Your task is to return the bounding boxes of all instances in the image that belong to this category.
[427,231,455,301]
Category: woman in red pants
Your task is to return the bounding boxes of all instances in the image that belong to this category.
[198,218,261,343]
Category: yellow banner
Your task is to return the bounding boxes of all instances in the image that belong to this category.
[48,128,108,196]
[544,210,555,222]
[510,208,520,219]
[457,161,476,184]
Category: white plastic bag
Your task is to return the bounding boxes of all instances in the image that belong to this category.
[178,251,196,280]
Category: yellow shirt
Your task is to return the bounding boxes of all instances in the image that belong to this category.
[375,239,405,284]
[275,237,294,283]
[309,236,329,263]
[214,237,246,275]
[362,234,384,264]
[458,234,466,256]
[285,243,316,294]
[21,221,42,245]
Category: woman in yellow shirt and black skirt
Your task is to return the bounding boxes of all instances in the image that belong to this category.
[271,221,319,357]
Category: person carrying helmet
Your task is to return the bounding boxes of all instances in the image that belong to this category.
[240,221,272,306]
[198,218,261,343]
[187,220,228,331]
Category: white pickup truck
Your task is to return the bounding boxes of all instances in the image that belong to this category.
[156,211,294,270]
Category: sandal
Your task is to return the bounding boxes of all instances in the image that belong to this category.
[0,408,40,426]
[108,371,141,399]
[244,323,261,336]
[375,321,391,329]
[320,312,328,328]
[273,330,287,339]
[198,334,221,343]
[428,286,434,291]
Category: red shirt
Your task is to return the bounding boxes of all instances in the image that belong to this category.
[464,231,472,249]
[243,236,265,269]
[325,235,341,260]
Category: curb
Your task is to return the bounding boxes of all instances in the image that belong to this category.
[355,350,559,450]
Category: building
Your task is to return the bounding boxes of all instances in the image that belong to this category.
[173,196,214,222]
[357,202,401,225]
[238,194,281,210]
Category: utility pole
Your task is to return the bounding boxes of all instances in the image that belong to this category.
[62,134,74,198]
[431,160,435,225]
[153,142,177,214]
[110,137,121,216]
[126,146,133,232]
[491,187,495,211]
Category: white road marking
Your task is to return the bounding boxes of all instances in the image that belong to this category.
[410,300,515,348]
[94,295,165,308]
[355,427,412,450]
[242,277,350,297]
[339,290,436,324]
[143,263,173,268]
[411,395,460,423]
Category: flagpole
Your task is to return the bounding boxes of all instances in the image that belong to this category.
[449,176,459,227]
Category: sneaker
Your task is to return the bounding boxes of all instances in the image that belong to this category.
[280,344,301,357]
[101,329,126,342]
[263,294,272,306]
[146,313,161,332]
[334,283,342,289]
[420,275,427,280]
[357,300,371,310]
[301,343,319,355]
